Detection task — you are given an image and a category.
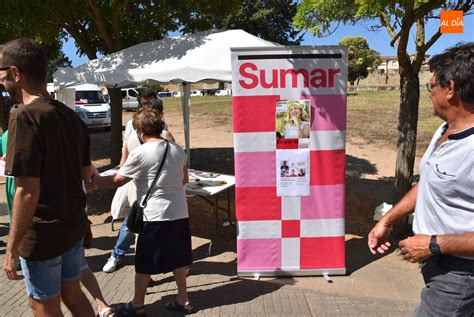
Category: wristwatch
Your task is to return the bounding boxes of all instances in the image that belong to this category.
[429,235,441,255]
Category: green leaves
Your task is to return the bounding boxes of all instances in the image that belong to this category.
[339,36,381,84]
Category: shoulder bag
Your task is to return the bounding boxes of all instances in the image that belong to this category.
[126,140,169,233]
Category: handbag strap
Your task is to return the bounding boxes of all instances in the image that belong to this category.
[140,140,169,208]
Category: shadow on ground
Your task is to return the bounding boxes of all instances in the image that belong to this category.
[145,277,292,315]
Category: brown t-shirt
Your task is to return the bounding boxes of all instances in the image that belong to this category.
[5,98,91,260]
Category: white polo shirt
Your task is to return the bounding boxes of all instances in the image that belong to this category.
[413,123,474,258]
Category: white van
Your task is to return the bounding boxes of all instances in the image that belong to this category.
[121,88,139,110]
[73,84,111,129]
[215,89,232,96]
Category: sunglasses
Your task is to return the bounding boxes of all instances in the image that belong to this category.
[0,66,11,71]
[426,82,439,92]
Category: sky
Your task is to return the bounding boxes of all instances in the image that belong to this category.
[63,14,474,67]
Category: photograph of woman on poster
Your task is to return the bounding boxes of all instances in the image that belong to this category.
[284,101,310,139]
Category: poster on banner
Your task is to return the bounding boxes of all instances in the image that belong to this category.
[276,100,311,149]
[276,149,310,196]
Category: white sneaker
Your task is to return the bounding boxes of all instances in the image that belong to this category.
[102,256,121,273]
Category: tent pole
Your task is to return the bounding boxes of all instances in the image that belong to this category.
[180,83,191,167]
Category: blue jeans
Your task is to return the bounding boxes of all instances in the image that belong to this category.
[415,255,474,316]
[21,239,83,301]
[111,216,135,258]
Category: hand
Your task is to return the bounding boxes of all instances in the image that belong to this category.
[291,116,301,126]
[399,234,432,263]
[83,218,93,249]
[3,250,23,280]
[368,220,393,255]
[85,176,97,193]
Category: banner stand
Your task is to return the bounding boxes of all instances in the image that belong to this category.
[231,46,348,277]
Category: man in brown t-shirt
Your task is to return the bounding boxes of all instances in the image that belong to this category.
[1,38,95,316]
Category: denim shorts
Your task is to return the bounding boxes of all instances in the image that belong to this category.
[20,239,84,301]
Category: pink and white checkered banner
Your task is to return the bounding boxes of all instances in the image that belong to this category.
[231,46,348,276]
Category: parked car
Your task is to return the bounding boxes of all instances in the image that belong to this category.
[158,91,173,98]
[74,84,111,130]
[215,89,232,96]
[190,90,203,96]
[121,88,139,110]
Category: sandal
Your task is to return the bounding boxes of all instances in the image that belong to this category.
[165,300,194,314]
[98,306,115,317]
[115,302,146,317]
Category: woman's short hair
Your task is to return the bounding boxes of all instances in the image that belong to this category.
[133,107,165,138]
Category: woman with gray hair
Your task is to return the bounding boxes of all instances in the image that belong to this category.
[92,107,193,315]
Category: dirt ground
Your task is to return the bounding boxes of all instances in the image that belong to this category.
[85,109,417,242]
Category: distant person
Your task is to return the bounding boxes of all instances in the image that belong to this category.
[123,88,174,142]
[93,107,193,315]
[1,38,95,316]
[284,101,310,139]
[368,43,474,316]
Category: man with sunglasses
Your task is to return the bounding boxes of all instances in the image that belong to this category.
[368,42,474,316]
[1,38,95,316]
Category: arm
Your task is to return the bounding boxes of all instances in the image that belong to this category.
[119,134,131,167]
[165,131,176,143]
[368,183,418,254]
[182,165,189,185]
[82,165,92,181]
[437,233,474,257]
[299,122,310,138]
[92,174,131,189]
[3,176,40,280]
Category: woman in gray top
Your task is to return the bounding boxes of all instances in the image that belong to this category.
[92,107,193,315]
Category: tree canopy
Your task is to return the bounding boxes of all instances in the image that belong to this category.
[295,0,474,207]
[185,0,304,45]
[338,36,381,85]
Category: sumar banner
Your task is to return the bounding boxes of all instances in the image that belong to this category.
[231,46,348,276]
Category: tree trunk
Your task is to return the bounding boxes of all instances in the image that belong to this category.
[393,70,420,233]
[108,87,122,166]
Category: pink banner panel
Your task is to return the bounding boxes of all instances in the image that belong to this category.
[300,185,345,219]
[310,150,346,185]
[235,187,281,221]
[235,152,275,187]
[300,237,345,269]
[237,238,281,270]
[302,94,347,131]
[233,95,281,132]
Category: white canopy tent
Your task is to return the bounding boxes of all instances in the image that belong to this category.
[54,29,277,164]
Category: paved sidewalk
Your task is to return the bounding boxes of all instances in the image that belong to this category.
[0,215,422,316]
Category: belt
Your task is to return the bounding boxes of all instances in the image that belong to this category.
[437,254,474,275]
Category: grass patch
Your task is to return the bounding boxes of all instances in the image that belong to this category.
[162,91,442,154]
[162,96,232,116]
[347,91,442,154]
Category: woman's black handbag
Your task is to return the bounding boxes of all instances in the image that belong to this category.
[126,140,169,233]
